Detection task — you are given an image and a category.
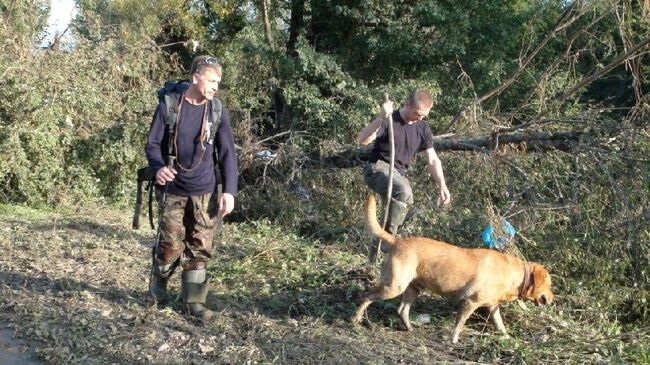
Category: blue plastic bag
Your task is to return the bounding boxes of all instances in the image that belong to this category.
[481,219,516,250]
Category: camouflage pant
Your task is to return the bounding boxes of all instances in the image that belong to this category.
[155,190,220,271]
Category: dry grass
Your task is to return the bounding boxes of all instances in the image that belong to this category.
[0,203,648,364]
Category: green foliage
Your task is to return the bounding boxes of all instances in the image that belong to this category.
[0,17,168,206]
[280,37,374,143]
[76,0,205,44]
[0,0,50,48]
[210,24,277,122]
[279,37,447,147]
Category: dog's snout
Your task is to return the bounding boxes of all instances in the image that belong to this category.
[537,293,553,306]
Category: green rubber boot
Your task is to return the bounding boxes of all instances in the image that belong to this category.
[368,197,410,262]
[181,269,214,321]
[381,198,409,252]
[149,258,178,304]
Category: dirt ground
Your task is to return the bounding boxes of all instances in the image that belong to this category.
[0,327,43,364]
[0,204,646,364]
[0,206,452,364]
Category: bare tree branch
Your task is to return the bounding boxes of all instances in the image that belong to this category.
[506,10,612,121]
[260,0,274,49]
[548,33,650,107]
[305,130,587,169]
[444,1,584,132]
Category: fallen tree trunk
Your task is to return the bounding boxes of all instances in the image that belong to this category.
[306,130,586,169]
[435,131,584,152]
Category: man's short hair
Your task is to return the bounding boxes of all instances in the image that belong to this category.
[407,90,434,109]
[190,55,222,76]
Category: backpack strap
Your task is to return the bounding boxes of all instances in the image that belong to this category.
[208,97,223,185]
[163,93,180,157]
[207,97,222,145]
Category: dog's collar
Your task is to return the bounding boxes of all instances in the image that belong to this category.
[519,261,532,299]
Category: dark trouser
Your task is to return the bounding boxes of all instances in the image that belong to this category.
[363,160,412,260]
[363,160,412,232]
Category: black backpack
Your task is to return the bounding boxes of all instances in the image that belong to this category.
[132,80,223,230]
[158,80,223,151]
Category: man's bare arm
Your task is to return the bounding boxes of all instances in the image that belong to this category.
[357,100,393,145]
[424,147,451,205]
[357,116,384,145]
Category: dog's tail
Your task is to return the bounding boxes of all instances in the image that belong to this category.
[365,194,397,246]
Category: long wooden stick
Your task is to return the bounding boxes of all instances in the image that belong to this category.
[375,93,395,262]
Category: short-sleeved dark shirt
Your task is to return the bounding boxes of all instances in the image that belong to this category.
[368,110,434,175]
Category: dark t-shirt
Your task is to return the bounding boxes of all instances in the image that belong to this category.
[145,98,238,197]
[368,110,434,175]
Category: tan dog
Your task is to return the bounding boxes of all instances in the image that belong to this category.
[351,194,554,343]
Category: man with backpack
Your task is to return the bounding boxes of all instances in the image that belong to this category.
[145,55,238,320]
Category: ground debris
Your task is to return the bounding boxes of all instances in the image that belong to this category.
[0,205,646,364]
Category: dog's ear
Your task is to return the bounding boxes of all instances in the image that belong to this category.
[525,264,541,296]
[529,264,554,305]
[525,268,536,296]
[531,264,548,290]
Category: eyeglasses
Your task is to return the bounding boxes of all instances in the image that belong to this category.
[198,57,219,66]
[192,56,221,75]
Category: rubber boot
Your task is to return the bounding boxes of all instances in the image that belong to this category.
[181,269,214,321]
[380,198,409,253]
[368,198,411,262]
[149,258,178,304]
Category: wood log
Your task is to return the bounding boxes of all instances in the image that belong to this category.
[305,130,585,168]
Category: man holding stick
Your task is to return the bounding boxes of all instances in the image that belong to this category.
[358,90,451,262]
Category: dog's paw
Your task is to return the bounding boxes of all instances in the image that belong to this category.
[349,315,361,325]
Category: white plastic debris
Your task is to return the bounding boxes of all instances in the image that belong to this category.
[157,343,170,352]
[255,150,277,160]
[416,314,430,324]
[199,343,214,354]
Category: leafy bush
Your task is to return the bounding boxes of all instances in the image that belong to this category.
[0,29,166,207]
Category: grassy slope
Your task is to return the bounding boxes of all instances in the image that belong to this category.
[0,202,648,365]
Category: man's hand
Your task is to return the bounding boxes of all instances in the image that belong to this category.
[357,96,394,145]
[155,166,177,185]
[219,193,235,217]
[381,99,393,119]
[438,186,451,206]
